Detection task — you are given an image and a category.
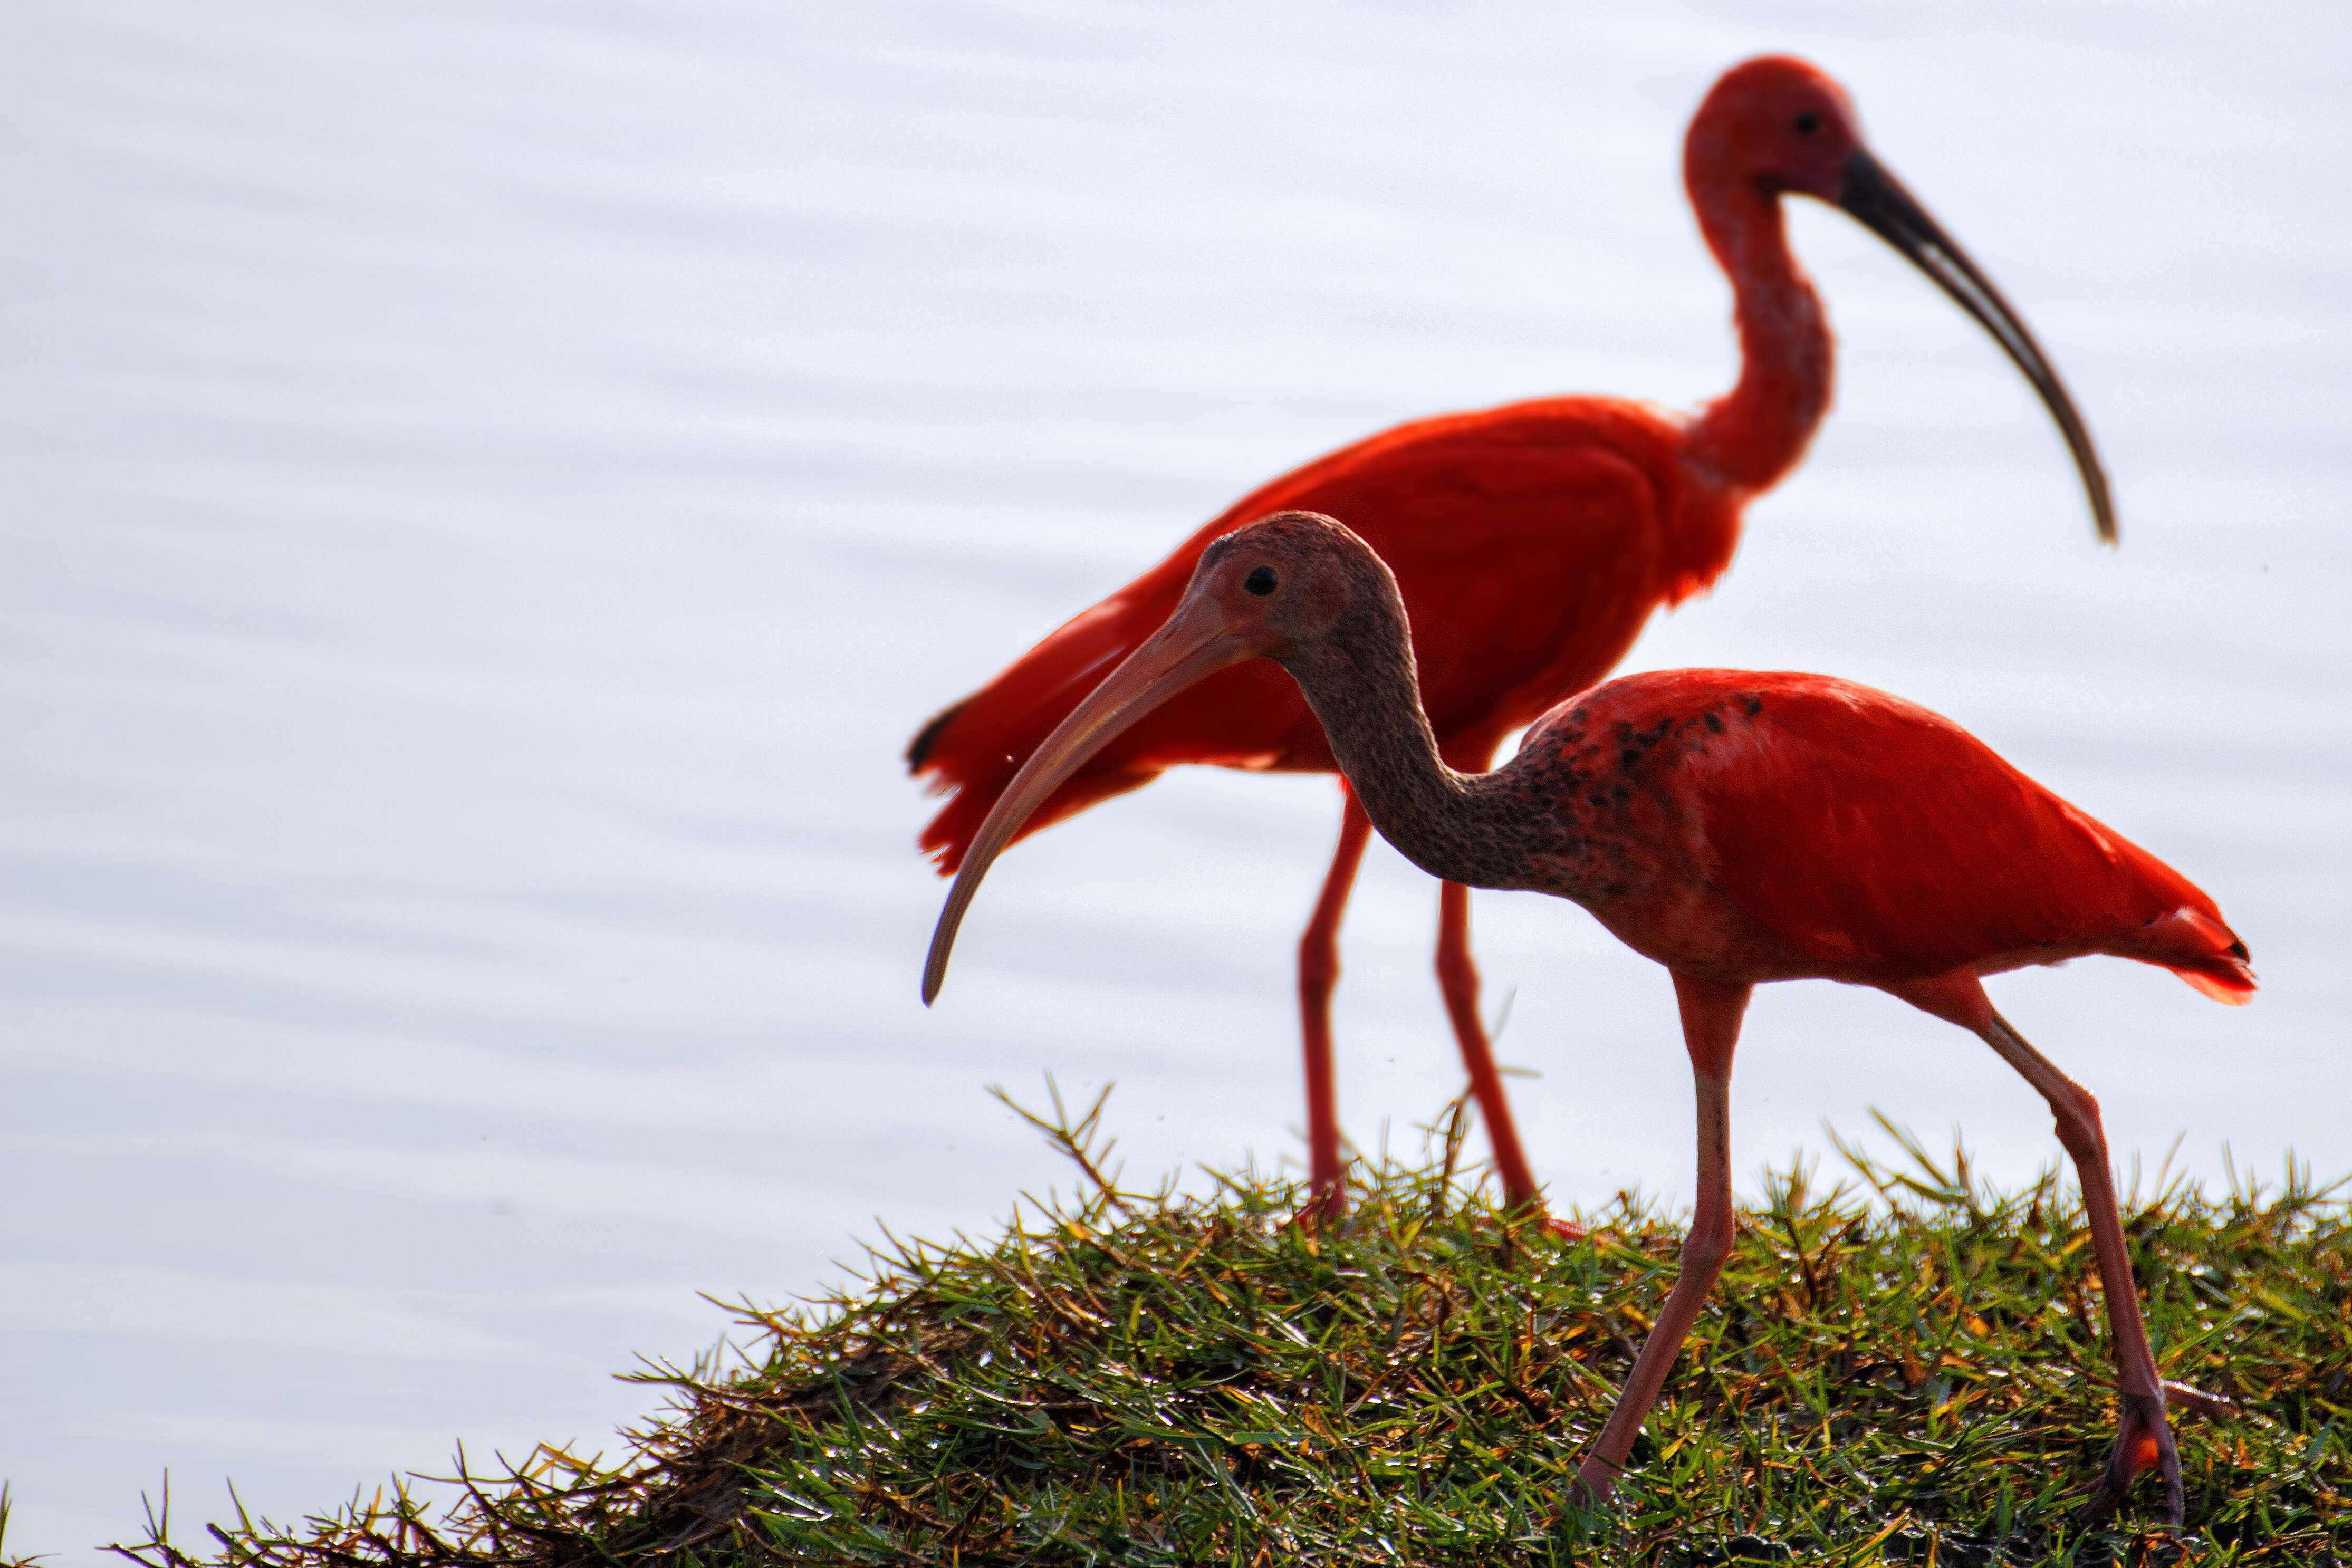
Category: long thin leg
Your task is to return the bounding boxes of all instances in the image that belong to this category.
[1572,975,1751,1503]
[1297,785,1374,1220]
[1434,881,1578,1235]
[1978,1008,2183,1527]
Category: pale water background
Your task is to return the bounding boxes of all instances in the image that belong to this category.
[4,1,2348,1557]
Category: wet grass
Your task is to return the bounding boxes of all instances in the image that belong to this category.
[107,1092,2350,1567]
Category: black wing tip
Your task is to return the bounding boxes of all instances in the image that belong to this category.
[906,698,969,773]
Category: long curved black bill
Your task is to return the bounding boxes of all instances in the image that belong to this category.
[1839,147,2116,544]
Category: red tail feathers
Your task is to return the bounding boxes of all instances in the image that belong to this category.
[2148,906,2256,1006]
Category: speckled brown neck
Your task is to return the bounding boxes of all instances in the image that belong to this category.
[1272,550,1559,896]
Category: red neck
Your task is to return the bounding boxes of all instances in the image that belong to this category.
[1681,178,1833,502]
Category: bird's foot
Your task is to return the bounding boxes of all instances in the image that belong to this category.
[2076,1388,2184,1528]
[1290,1183,1348,1232]
[1559,1457,1616,1513]
[1496,1192,1588,1242]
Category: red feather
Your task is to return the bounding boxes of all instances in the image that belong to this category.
[1535,670,2255,1002]
[913,397,1690,871]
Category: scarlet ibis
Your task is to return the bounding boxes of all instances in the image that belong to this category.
[924,512,2251,1524]
[910,55,2115,1225]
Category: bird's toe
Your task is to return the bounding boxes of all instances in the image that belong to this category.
[2077,1390,2184,1528]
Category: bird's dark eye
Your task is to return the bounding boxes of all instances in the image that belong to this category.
[1244,565,1279,597]
[1793,110,1821,135]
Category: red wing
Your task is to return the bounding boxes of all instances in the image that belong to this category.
[913,399,1678,870]
[1685,676,2231,979]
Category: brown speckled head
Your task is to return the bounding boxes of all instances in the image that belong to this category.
[1191,509,1390,658]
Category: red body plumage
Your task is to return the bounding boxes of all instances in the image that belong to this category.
[913,398,1703,866]
[1511,670,2254,1006]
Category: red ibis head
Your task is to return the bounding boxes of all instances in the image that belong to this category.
[1688,55,2116,543]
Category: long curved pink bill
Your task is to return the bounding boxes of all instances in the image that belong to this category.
[921,601,1262,1005]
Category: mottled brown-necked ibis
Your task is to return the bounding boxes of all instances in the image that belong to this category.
[925,513,2249,1524]
[910,56,2116,1227]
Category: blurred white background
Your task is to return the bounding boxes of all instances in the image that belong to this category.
[3,1,2346,1558]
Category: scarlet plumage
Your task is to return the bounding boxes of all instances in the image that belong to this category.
[1516,670,2255,1002]
[908,55,2119,1221]
[911,399,1684,868]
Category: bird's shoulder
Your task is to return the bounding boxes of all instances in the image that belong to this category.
[1207,395,1681,526]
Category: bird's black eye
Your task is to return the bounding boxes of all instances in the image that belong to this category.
[1244,565,1279,597]
[1793,110,1821,135]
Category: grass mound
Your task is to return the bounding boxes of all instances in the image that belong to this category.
[107,1094,2349,1567]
